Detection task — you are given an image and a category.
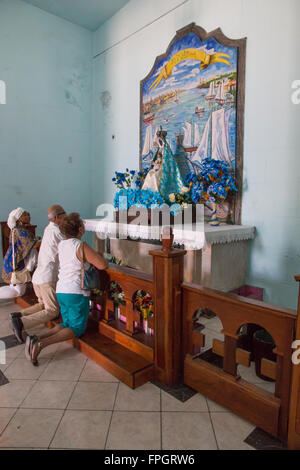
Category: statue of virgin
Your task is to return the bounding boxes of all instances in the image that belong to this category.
[142,129,185,201]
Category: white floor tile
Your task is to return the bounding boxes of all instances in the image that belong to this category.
[21,380,76,409]
[162,412,217,450]
[210,411,256,450]
[0,408,64,448]
[114,382,160,412]
[50,410,112,449]
[106,411,161,450]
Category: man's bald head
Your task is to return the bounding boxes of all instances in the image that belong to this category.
[47,205,66,225]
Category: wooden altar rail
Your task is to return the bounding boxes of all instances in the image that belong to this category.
[15,236,300,447]
[103,264,154,334]
[99,263,155,363]
[97,242,186,388]
[95,245,300,447]
[181,282,297,442]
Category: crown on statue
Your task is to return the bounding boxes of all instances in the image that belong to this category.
[156,126,167,140]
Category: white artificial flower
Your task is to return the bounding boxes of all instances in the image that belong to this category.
[169,193,176,202]
[182,202,188,209]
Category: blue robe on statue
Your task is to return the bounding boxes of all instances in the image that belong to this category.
[158,139,185,201]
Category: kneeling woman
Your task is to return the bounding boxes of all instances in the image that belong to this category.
[28,212,108,365]
[0,208,38,299]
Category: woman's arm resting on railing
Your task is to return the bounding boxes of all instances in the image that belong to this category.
[77,242,108,270]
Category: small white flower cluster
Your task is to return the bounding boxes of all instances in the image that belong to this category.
[168,186,190,209]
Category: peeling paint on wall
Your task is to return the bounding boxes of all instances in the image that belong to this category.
[64,89,81,109]
[63,65,90,111]
[100,91,112,109]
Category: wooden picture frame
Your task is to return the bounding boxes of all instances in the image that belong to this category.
[140,23,246,224]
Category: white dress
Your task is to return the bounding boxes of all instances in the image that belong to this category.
[142,160,162,192]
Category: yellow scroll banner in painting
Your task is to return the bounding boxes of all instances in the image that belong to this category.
[149,48,231,90]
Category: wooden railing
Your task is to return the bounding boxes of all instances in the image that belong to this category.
[93,233,300,447]
[181,282,296,440]
[103,264,154,335]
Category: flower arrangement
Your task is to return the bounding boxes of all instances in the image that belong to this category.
[185,158,237,204]
[133,290,153,320]
[108,281,125,306]
[168,188,191,209]
[104,253,122,265]
[113,188,165,209]
[112,169,149,190]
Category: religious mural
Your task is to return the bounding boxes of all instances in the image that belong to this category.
[140,24,245,223]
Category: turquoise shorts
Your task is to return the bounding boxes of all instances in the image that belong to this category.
[56,293,90,338]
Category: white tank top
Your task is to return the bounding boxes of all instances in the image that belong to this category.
[56,238,90,296]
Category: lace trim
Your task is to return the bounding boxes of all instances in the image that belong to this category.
[84,220,255,249]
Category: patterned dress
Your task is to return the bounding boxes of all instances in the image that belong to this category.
[156,139,185,201]
[2,227,36,284]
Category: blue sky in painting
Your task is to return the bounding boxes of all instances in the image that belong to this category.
[143,32,237,101]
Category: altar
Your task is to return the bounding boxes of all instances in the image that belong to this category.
[84,219,255,292]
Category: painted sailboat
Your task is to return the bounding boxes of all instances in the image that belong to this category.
[142,124,154,156]
[182,122,200,153]
[191,108,233,166]
[143,113,155,124]
[215,80,226,105]
[205,81,216,101]
[195,106,205,116]
[183,122,192,148]
[194,123,201,147]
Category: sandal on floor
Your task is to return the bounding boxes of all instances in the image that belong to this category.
[30,338,41,366]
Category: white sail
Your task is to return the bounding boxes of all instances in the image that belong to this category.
[211,108,232,165]
[221,81,226,100]
[183,121,192,147]
[142,124,153,156]
[153,126,160,146]
[208,81,215,97]
[191,115,211,162]
[194,123,201,146]
[216,80,225,101]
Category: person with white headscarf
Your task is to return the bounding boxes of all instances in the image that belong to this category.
[0,208,38,299]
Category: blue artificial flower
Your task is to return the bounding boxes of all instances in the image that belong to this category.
[190,184,202,204]
[170,203,182,216]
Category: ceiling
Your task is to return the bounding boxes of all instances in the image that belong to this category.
[22,0,130,31]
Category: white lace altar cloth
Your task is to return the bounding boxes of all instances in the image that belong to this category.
[83,219,255,251]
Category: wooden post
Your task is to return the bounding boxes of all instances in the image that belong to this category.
[223,332,239,377]
[288,275,300,449]
[149,227,186,387]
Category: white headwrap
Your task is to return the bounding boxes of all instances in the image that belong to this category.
[7,207,26,230]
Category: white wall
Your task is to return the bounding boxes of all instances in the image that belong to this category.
[92,0,300,308]
[0,0,93,245]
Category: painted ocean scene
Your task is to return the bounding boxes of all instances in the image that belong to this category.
[141,32,237,181]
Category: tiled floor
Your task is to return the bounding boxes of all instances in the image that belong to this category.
[0,301,265,450]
